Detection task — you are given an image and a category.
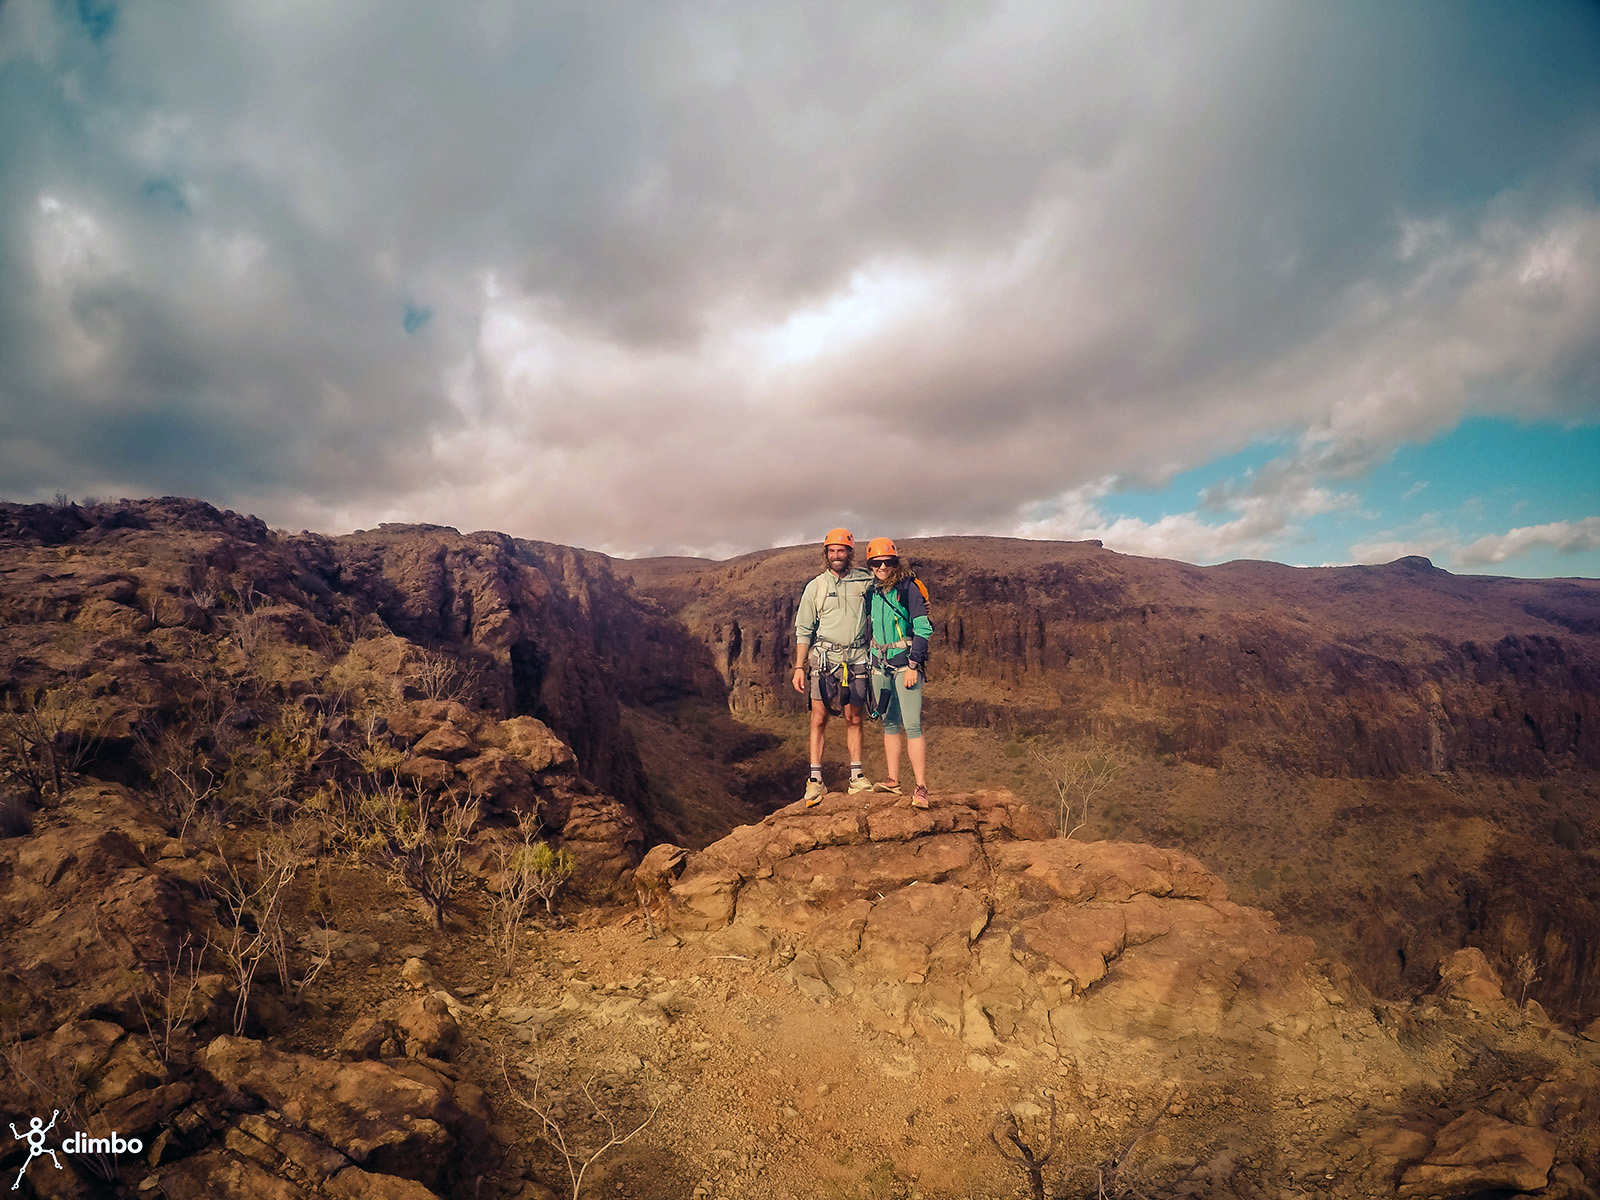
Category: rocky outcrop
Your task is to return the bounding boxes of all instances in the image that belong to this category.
[637,793,1600,1194]
[0,498,703,879]
[641,790,1389,1061]
[1396,1110,1557,1198]
[308,523,723,817]
[631,538,1600,777]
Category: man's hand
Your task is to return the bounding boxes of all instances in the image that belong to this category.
[791,665,806,694]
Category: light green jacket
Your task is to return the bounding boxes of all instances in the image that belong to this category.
[794,567,873,649]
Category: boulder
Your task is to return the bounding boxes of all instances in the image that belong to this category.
[1435,947,1506,1005]
[1397,1109,1556,1198]
[201,1036,475,1187]
[411,724,476,763]
[395,995,461,1061]
[494,716,577,774]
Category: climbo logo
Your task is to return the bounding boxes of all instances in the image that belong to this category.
[8,1113,144,1190]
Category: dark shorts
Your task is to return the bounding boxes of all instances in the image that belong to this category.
[809,644,869,708]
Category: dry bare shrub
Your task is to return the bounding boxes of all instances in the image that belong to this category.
[407,647,485,704]
[1032,739,1124,840]
[137,933,203,1066]
[488,812,543,976]
[0,677,107,799]
[1514,951,1541,1004]
[223,587,271,671]
[133,715,220,840]
[991,1087,1176,1200]
[340,784,480,930]
[501,1056,661,1200]
[207,821,323,1033]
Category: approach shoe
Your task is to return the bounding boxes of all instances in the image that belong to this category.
[803,778,825,806]
[873,779,903,795]
[847,775,874,795]
[911,785,931,810]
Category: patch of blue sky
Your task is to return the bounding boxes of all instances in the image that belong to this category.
[403,304,433,334]
[1377,419,1600,530]
[73,0,117,44]
[141,179,189,214]
[1093,418,1599,577]
[1103,439,1292,524]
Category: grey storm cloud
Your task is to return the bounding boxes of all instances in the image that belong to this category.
[1,0,1597,555]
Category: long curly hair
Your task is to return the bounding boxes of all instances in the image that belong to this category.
[874,558,911,591]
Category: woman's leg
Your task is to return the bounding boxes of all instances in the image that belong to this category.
[906,732,926,788]
[878,669,904,786]
[897,670,926,787]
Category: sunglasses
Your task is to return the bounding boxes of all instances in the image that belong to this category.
[869,558,899,569]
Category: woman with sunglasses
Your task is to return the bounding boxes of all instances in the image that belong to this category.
[864,537,934,808]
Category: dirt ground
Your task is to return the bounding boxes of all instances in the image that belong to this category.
[451,917,1295,1200]
[279,869,1391,1200]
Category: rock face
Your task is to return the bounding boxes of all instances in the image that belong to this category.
[631,538,1600,777]
[1395,1109,1557,1198]
[643,790,1386,1060]
[0,498,717,872]
[312,524,723,815]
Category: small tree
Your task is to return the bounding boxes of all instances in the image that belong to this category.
[488,813,544,975]
[526,841,578,918]
[357,785,480,930]
[1033,740,1124,840]
[501,1057,661,1200]
[0,679,106,799]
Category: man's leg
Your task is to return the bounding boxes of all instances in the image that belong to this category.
[844,703,873,792]
[804,699,829,804]
[809,699,829,766]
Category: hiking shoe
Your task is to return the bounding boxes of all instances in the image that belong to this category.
[874,779,903,795]
[803,778,825,806]
[847,775,874,795]
[911,785,931,809]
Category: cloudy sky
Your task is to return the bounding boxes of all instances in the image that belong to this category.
[2,1,1598,576]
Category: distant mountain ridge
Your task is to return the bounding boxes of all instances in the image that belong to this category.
[625,536,1600,777]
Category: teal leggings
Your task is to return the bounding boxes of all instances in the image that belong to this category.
[875,667,924,738]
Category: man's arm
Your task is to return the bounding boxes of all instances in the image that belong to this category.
[793,577,818,692]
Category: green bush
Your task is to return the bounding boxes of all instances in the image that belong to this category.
[1248,865,1274,890]
[1552,817,1583,850]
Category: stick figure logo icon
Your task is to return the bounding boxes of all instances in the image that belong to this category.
[8,1111,62,1190]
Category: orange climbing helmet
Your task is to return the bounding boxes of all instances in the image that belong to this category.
[823,527,854,548]
[865,537,899,562]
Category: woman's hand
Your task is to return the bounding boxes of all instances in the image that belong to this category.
[903,665,919,687]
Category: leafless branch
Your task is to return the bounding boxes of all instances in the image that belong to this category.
[501,1056,662,1200]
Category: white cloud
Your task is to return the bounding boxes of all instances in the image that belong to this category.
[0,1,1596,559]
[1458,517,1600,566]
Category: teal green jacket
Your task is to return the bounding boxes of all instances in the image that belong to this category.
[869,579,933,668]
